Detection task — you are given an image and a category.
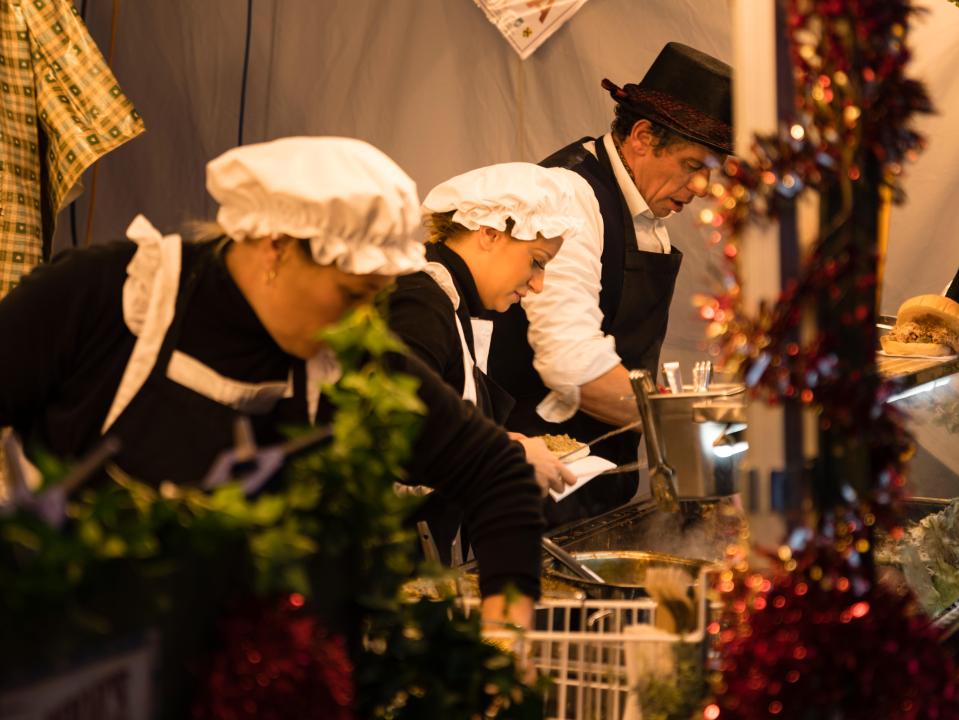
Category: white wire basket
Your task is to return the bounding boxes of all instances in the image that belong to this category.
[464,577,712,720]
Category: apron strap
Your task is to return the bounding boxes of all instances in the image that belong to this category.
[593,136,639,333]
[470,317,494,375]
[422,261,478,403]
[453,315,479,404]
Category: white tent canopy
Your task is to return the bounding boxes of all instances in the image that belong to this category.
[61,0,957,368]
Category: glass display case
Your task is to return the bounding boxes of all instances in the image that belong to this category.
[877,319,959,632]
[879,320,959,503]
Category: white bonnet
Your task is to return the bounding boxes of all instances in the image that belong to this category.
[206,136,425,275]
[421,163,586,241]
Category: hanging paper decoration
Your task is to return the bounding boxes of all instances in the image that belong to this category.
[472,0,591,60]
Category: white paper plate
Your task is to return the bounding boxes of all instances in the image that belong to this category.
[877,350,958,360]
[558,445,590,463]
[549,455,617,502]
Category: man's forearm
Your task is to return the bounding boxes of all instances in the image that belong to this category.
[578,364,642,427]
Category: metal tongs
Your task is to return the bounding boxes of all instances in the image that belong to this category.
[542,536,605,583]
[1,431,121,528]
[557,419,643,461]
[628,369,680,513]
[202,416,333,495]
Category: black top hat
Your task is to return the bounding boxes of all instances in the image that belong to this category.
[602,42,733,155]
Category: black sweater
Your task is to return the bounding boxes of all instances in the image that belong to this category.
[388,243,484,399]
[0,240,543,598]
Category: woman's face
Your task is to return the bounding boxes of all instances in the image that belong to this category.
[261,241,394,358]
[470,229,564,312]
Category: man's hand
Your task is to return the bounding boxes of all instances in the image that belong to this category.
[508,432,577,496]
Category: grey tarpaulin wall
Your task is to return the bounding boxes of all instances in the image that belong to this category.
[884,0,959,313]
[56,0,957,370]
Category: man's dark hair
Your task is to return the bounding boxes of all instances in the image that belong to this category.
[610,103,687,154]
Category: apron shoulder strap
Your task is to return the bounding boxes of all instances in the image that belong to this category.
[593,137,638,331]
[422,262,478,403]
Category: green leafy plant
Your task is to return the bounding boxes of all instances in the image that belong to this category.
[637,642,706,720]
[0,303,543,718]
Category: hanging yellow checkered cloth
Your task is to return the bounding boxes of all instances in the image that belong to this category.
[0,0,144,297]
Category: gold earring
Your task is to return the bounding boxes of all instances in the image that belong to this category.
[266,268,277,285]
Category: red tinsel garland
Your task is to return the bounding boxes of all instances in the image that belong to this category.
[696,0,932,528]
[707,548,959,720]
[192,594,354,720]
[699,0,959,717]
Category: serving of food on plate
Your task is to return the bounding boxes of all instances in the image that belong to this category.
[541,433,589,462]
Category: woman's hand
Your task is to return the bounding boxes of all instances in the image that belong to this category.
[508,432,577,496]
[480,593,537,683]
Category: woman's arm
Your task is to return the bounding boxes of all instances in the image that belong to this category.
[388,352,544,606]
[0,244,141,474]
[0,244,132,432]
[389,275,575,497]
[386,273,460,383]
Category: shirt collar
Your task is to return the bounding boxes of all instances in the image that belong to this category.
[426,242,491,320]
[602,133,659,223]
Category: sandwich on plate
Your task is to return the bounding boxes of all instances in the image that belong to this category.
[881,294,959,357]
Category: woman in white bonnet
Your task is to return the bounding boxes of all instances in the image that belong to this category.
[388,163,588,562]
[0,137,544,630]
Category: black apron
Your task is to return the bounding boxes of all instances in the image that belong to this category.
[105,242,298,485]
[488,136,683,526]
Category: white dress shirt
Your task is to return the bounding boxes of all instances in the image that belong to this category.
[522,133,671,423]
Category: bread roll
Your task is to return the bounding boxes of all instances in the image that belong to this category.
[880,335,953,357]
[897,294,959,334]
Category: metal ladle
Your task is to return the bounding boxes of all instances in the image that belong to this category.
[628,369,680,513]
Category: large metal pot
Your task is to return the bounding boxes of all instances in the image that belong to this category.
[647,383,747,498]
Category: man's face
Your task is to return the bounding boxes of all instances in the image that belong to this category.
[625,126,716,218]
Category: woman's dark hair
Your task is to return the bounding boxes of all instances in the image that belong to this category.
[610,103,686,154]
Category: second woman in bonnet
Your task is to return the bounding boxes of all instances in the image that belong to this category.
[388,163,591,562]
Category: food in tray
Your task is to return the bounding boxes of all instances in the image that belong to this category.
[876,499,959,616]
[541,433,589,461]
[401,571,583,601]
[881,294,959,356]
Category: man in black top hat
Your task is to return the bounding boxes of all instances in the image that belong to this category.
[488,42,733,527]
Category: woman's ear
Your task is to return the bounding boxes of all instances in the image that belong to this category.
[269,235,301,263]
[258,235,297,285]
[477,225,503,251]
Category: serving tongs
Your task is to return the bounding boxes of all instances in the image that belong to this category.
[628,369,680,513]
[542,536,606,583]
[557,419,643,461]
[1,431,121,528]
[202,416,333,495]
